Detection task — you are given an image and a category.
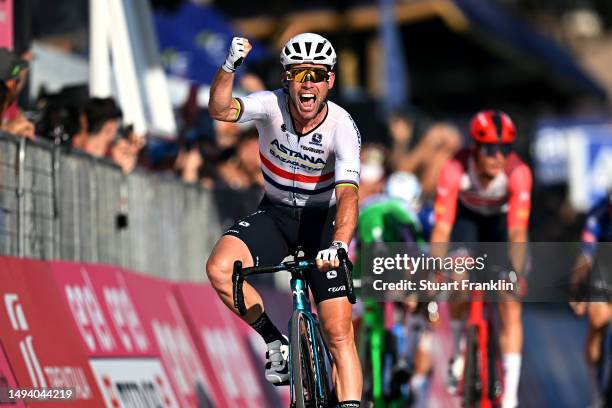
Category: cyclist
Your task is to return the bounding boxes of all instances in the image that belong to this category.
[207,33,362,407]
[355,172,434,408]
[431,110,532,408]
[570,189,612,407]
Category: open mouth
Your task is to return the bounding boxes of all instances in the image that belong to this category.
[299,93,316,111]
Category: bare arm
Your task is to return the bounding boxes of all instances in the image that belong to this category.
[316,114,360,272]
[571,253,592,294]
[430,221,452,258]
[208,69,242,122]
[208,37,251,122]
[314,185,358,272]
[506,165,532,274]
[508,226,528,274]
[333,185,359,245]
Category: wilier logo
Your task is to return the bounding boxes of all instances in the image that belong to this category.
[310,133,323,146]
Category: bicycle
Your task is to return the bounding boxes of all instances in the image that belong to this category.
[460,289,504,408]
[357,299,436,408]
[232,248,356,408]
[357,299,386,408]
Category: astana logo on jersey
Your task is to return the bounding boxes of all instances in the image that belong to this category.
[269,139,326,171]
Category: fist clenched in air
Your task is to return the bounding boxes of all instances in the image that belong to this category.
[222,37,252,73]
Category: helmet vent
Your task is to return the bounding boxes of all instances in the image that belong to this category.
[293,43,301,54]
[315,42,324,53]
[492,112,503,140]
[304,41,312,55]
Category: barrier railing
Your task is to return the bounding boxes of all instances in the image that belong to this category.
[0,132,223,280]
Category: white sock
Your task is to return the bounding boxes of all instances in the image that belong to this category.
[450,320,465,357]
[502,353,521,408]
[410,373,430,408]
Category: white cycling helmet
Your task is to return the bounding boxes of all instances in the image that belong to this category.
[280,33,336,70]
[385,172,422,207]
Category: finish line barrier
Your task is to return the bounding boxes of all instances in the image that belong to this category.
[0,257,289,407]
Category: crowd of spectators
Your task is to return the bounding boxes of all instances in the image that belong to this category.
[1,46,266,190]
[0,45,463,208]
[0,48,35,139]
[0,45,586,241]
[357,116,462,205]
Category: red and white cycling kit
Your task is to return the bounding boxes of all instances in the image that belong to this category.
[236,89,361,207]
[434,149,532,231]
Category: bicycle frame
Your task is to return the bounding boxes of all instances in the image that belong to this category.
[360,300,430,408]
[232,248,355,408]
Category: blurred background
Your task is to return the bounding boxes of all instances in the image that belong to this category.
[1,1,612,406]
[3,0,612,246]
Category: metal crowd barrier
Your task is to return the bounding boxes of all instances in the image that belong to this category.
[0,132,222,280]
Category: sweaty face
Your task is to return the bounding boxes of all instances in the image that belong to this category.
[286,64,333,121]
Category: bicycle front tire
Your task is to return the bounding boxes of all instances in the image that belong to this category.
[463,325,480,408]
[291,311,323,408]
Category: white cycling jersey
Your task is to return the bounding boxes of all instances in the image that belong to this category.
[237,89,361,207]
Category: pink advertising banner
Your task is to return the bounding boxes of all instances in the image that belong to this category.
[0,0,13,49]
[0,257,103,407]
[48,262,181,407]
[0,341,25,407]
[174,282,269,408]
[121,269,221,407]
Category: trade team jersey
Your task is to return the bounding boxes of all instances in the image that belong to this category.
[581,198,612,257]
[237,89,361,207]
[434,149,532,229]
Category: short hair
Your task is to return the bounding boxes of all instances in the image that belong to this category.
[84,97,122,134]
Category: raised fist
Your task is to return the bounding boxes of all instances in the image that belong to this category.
[222,37,252,73]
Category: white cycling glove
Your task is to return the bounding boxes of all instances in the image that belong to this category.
[222,37,251,73]
[317,241,348,262]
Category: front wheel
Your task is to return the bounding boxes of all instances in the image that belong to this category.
[291,312,332,408]
[462,325,480,408]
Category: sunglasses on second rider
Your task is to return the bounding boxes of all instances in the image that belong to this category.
[286,67,330,83]
[478,143,513,157]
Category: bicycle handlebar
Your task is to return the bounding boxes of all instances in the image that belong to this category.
[232,247,356,316]
[338,248,357,304]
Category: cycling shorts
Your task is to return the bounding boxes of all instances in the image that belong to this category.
[449,202,513,286]
[223,195,348,304]
[450,202,507,242]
